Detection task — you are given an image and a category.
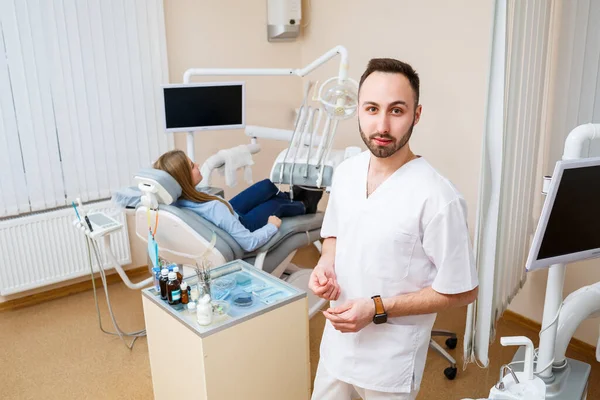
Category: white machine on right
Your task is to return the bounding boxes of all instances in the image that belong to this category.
[488,124,600,400]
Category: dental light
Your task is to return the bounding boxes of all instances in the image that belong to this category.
[315,76,359,120]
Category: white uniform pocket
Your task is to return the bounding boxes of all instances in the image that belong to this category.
[367,230,417,282]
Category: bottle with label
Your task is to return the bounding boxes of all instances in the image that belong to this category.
[159,268,169,300]
[180,282,189,305]
[172,266,183,284]
[152,266,161,292]
[167,272,181,305]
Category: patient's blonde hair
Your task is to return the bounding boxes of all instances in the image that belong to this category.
[153,150,234,214]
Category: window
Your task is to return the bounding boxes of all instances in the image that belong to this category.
[0,0,171,218]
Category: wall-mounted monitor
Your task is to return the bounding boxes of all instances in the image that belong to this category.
[162,81,245,133]
[526,157,600,271]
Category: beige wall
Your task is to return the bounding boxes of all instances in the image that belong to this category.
[164,0,303,200]
[299,0,493,229]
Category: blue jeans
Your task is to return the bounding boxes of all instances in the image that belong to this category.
[229,179,305,232]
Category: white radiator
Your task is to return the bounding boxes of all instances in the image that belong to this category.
[0,201,131,295]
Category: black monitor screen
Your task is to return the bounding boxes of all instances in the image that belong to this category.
[537,165,600,260]
[163,84,243,130]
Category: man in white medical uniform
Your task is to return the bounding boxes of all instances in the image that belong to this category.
[309,58,479,400]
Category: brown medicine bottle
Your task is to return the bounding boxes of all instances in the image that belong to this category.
[172,266,183,284]
[159,269,169,300]
[167,272,181,305]
[180,282,189,305]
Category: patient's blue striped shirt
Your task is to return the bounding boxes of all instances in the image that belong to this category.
[175,198,277,252]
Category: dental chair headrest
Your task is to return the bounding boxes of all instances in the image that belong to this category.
[134,168,182,205]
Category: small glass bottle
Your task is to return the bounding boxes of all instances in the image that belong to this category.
[158,258,167,270]
[180,282,189,305]
[172,266,183,284]
[167,272,181,305]
[190,286,199,303]
[159,268,169,300]
[187,301,196,316]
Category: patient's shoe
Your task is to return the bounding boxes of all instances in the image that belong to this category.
[291,185,306,200]
[301,189,324,214]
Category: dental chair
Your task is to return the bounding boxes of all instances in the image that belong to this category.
[134,167,328,318]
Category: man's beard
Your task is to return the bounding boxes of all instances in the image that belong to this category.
[359,118,415,158]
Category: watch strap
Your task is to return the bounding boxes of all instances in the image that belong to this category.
[372,295,385,315]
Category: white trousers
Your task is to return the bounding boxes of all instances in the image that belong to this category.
[311,361,418,400]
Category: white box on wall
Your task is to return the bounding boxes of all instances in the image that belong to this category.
[267,0,301,42]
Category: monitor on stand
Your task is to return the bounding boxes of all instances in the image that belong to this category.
[162,81,245,133]
[526,157,600,272]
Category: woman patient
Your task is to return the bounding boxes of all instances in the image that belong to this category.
[154,150,323,252]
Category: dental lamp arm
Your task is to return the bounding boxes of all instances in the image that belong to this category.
[382,286,479,318]
[297,46,348,81]
[245,125,324,144]
[182,46,349,83]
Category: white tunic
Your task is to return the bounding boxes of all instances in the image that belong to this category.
[319,151,478,393]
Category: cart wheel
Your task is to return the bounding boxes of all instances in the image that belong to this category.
[445,337,458,349]
[444,366,457,380]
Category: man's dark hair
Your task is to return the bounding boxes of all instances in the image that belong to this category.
[358,58,420,107]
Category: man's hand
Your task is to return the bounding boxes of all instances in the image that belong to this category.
[322,298,375,333]
[308,261,340,300]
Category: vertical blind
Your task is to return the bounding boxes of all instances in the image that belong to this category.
[0,0,171,218]
[465,0,554,366]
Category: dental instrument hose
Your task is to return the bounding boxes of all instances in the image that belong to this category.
[502,303,566,375]
[85,236,146,350]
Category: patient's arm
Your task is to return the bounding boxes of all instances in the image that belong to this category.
[216,206,278,252]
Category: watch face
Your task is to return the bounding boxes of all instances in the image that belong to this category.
[373,314,387,324]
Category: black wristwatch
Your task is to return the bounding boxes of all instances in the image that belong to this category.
[371,295,388,324]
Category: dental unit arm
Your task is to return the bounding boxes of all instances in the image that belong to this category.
[553,282,600,366]
[73,202,153,291]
